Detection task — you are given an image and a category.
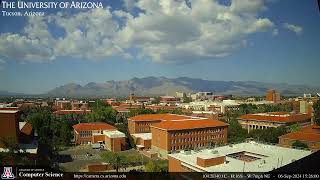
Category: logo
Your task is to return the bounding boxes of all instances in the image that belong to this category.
[1,167,15,179]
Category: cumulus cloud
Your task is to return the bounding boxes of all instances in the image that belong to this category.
[0,0,280,64]
[114,0,274,63]
[283,23,303,35]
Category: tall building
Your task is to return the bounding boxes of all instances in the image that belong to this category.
[266,89,280,103]
[0,110,37,154]
[238,112,311,133]
[0,110,21,147]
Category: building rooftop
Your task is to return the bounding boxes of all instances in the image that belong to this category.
[279,125,320,142]
[131,133,152,140]
[103,130,126,138]
[73,122,116,132]
[239,112,311,123]
[128,114,201,122]
[53,110,91,115]
[0,110,20,113]
[19,122,33,135]
[151,119,228,131]
[168,141,312,172]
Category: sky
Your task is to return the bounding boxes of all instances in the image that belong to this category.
[0,0,320,94]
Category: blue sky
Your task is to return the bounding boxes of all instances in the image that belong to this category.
[0,0,319,94]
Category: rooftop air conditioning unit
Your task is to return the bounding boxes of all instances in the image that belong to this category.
[211,150,218,154]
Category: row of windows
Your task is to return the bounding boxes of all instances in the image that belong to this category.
[170,143,209,151]
[137,127,150,132]
[79,131,92,137]
[137,122,153,126]
[171,134,224,144]
[170,129,223,137]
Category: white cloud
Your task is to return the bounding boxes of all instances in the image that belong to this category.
[114,0,274,63]
[0,0,279,64]
[283,23,303,35]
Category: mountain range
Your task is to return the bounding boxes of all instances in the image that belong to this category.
[45,77,320,97]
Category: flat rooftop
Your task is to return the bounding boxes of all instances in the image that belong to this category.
[128,114,204,122]
[0,110,20,113]
[103,130,126,138]
[151,119,228,131]
[168,141,312,172]
[239,112,311,123]
[131,133,152,140]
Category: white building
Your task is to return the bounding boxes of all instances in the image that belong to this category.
[168,141,312,172]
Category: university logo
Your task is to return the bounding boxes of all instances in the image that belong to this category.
[1,167,15,179]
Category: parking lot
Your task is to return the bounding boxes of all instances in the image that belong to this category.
[58,145,105,172]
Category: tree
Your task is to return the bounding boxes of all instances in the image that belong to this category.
[85,106,117,124]
[145,160,168,172]
[65,103,72,110]
[100,151,128,172]
[248,126,287,143]
[288,123,301,133]
[313,100,320,126]
[145,161,161,172]
[128,108,154,117]
[224,117,247,143]
[292,140,309,149]
[182,97,192,103]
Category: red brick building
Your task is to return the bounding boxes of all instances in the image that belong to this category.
[279,125,320,152]
[151,119,228,158]
[0,110,37,154]
[128,114,194,134]
[238,112,311,133]
[0,110,21,148]
[73,123,126,152]
[266,89,280,103]
[160,96,180,105]
[128,114,228,158]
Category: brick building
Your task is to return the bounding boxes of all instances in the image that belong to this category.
[0,110,21,148]
[0,110,37,154]
[128,114,228,157]
[279,125,320,152]
[128,114,196,134]
[73,123,126,152]
[160,96,180,105]
[151,119,228,158]
[266,89,281,103]
[238,112,311,133]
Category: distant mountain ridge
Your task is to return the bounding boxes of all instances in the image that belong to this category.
[46,77,320,97]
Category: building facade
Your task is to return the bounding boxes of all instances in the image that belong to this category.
[0,110,21,148]
[0,109,37,154]
[238,112,311,133]
[279,125,320,152]
[151,119,228,158]
[73,123,126,152]
[266,89,281,103]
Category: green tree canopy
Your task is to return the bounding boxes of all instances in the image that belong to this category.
[292,140,309,149]
[313,100,320,126]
